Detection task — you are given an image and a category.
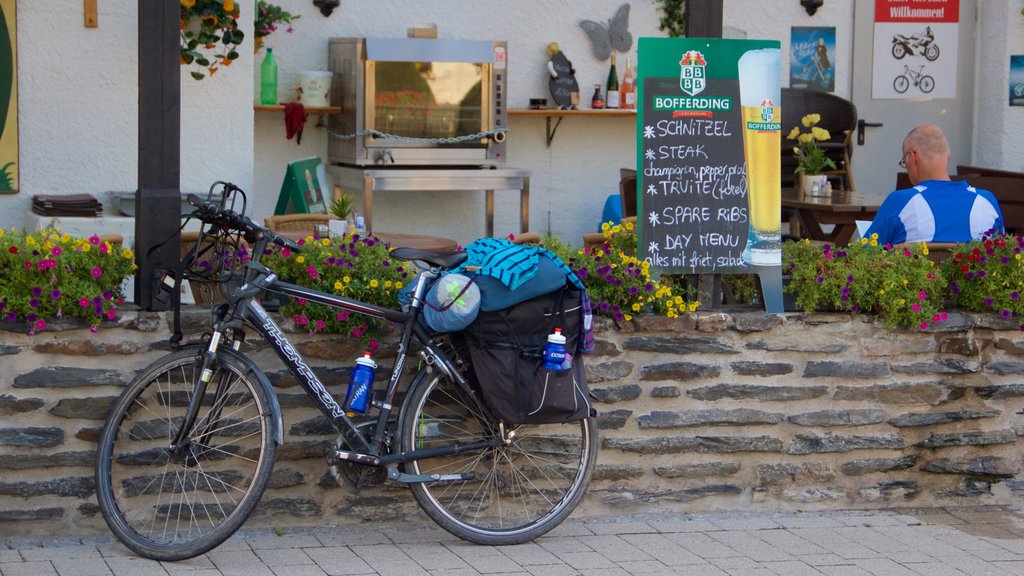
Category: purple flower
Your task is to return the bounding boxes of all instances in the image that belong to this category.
[629,286,639,295]
[846,275,855,283]
[1002,309,1013,319]
[102,291,112,301]
[5,311,15,321]
[816,276,824,284]
[28,298,41,309]
[1012,291,1020,301]
[1002,256,1010,264]
[850,305,859,313]
[50,289,61,300]
[985,297,995,307]
[978,270,987,278]
[950,282,960,294]
[30,286,42,297]
[598,302,610,312]
[644,283,654,292]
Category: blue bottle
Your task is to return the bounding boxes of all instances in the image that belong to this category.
[344,352,376,414]
[541,328,570,371]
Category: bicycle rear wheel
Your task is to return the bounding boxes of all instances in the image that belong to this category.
[95,348,278,561]
[400,369,597,545]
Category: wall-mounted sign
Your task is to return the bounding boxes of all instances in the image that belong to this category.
[0,0,16,194]
[791,26,835,93]
[636,38,781,278]
[1011,55,1024,107]
[872,0,959,99]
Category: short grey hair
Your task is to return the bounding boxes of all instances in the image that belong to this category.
[903,124,949,160]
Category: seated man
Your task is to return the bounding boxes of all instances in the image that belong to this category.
[865,124,1004,246]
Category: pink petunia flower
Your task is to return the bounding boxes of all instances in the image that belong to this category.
[91,266,103,278]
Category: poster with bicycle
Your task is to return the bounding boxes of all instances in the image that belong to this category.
[790,27,835,92]
[871,0,958,99]
[1011,56,1024,107]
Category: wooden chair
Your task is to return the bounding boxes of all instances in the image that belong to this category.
[781,88,858,192]
[509,232,542,245]
[263,213,337,235]
[181,231,250,305]
[894,241,958,264]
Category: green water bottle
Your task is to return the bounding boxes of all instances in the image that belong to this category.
[260,48,278,105]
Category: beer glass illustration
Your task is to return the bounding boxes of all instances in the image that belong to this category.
[737,48,781,266]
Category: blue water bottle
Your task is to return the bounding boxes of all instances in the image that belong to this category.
[344,351,376,414]
[541,328,570,371]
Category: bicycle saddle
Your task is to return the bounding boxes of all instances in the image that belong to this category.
[390,247,468,269]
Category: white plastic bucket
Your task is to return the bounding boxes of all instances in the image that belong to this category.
[296,71,332,107]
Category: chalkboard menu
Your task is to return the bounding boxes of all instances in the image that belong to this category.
[637,38,781,276]
[548,50,579,109]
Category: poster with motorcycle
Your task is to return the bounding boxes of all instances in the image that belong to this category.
[790,27,835,92]
[872,0,958,100]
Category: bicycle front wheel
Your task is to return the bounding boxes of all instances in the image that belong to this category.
[894,75,910,93]
[95,348,278,561]
[400,370,597,545]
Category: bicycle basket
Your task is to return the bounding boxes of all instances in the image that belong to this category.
[181,186,250,305]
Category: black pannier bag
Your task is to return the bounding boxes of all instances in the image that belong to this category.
[462,284,591,425]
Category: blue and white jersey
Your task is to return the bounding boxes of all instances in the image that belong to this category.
[864,180,1004,246]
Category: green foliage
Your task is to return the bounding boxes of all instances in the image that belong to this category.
[261,232,411,342]
[255,1,300,40]
[654,0,687,37]
[329,193,354,221]
[0,227,136,333]
[783,238,947,330]
[943,233,1024,328]
[180,0,243,80]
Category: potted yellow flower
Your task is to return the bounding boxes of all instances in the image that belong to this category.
[787,113,837,195]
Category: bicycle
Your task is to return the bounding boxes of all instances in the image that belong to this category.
[94,183,597,561]
[893,64,935,94]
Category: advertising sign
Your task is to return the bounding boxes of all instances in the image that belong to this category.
[791,26,836,92]
[1011,56,1024,107]
[637,38,782,311]
[872,0,959,99]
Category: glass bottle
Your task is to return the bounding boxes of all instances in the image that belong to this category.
[620,57,636,110]
[605,54,620,109]
[591,84,604,109]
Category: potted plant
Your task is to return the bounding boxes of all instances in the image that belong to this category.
[254,1,300,52]
[180,0,243,80]
[329,192,356,235]
[787,113,837,195]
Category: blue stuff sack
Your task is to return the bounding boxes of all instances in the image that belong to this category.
[422,274,481,332]
[474,253,568,311]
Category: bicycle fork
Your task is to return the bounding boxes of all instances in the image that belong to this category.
[169,314,239,463]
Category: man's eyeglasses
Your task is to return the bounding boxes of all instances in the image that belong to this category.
[898,150,911,169]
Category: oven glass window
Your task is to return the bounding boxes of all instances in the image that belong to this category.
[373,61,484,141]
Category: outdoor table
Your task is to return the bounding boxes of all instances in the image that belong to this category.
[782,187,881,246]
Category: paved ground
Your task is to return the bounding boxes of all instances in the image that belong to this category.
[5,507,1024,575]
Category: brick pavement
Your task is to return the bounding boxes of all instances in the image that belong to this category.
[5,507,1024,575]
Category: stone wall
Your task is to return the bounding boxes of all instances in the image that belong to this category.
[2,307,1024,537]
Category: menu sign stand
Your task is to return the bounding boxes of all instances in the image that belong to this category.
[636,38,783,313]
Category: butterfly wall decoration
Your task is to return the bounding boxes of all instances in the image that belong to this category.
[579,3,633,61]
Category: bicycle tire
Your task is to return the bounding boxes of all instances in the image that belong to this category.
[894,75,910,94]
[920,75,935,94]
[400,368,597,545]
[95,348,278,561]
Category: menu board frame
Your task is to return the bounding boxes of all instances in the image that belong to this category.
[636,37,783,312]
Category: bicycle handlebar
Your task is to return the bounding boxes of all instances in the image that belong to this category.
[186,192,301,252]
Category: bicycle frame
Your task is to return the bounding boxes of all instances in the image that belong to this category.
[182,248,502,480]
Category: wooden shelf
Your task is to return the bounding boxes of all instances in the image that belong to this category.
[254,104,342,114]
[508,108,636,146]
[508,108,636,117]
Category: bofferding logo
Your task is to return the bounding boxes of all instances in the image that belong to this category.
[679,50,707,96]
[760,99,775,123]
